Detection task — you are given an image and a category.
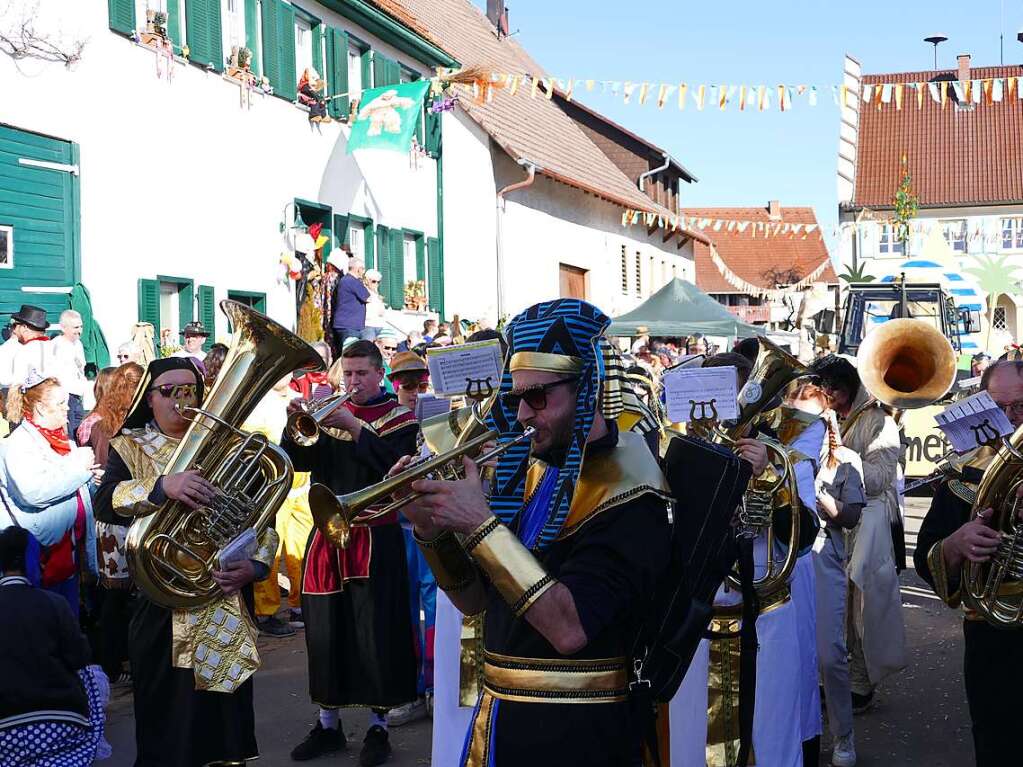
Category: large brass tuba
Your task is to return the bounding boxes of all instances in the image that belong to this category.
[688,336,811,597]
[963,430,1023,627]
[125,301,325,609]
[856,318,957,409]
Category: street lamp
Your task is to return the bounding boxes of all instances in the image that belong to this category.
[924,35,948,69]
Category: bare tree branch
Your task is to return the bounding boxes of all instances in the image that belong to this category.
[0,1,87,69]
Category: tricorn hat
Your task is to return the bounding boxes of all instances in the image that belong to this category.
[11,304,48,332]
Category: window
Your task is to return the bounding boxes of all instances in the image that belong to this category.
[878,223,905,256]
[620,245,628,294]
[222,0,244,53]
[941,219,967,252]
[634,251,642,296]
[403,233,418,284]
[147,275,194,349]
[227,290,266,313]
[294,16,312,74]
[1002,218,1023,250]
[349,222,366,262]
[160,282,180,341]
[347,44,364,99]
[994,306,1007,331]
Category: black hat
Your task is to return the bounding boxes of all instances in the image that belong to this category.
[182,321,210,337]
[10,305,48,332]
[120,357,206,433]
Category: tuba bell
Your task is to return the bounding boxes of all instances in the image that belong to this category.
[688,336,811,597]
[856,318,957,409]
[125,301,325,609]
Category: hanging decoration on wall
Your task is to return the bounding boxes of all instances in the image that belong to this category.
[347,80,431,154]
[429,67,1022,113]
[708,247,834,298]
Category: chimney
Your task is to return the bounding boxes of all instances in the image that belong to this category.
[957,53,970,82]
[768,200,782,220]
[487,0,510,38]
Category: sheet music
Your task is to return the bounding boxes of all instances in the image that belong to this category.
[661,366,738,423]
[934,391,1013,452]
[426,340,503,398]
[414,393,452,421]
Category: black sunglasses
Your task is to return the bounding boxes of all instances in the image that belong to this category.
[503,377,578,411]
[149,383,199,399]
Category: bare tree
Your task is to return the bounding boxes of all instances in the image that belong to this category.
[0,1,87,69]
[762,265,805,287]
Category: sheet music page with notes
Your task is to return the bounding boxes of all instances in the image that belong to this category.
[934,391,1014,452]
[662,365,739,423]
[426,340,504,398]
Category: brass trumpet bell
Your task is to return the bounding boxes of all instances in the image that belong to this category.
[285,391,353,447]
[856,318,957,409]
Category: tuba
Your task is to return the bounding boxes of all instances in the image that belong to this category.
[688,337,811,597]
[125,301,325,609]
[856,318,957,409]
[963,430,1023,627]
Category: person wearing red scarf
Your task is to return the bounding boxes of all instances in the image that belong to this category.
[0,373,100,615]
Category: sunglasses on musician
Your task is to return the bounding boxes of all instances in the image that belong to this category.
[398,380,429,392]
[502,377,578,411]
[149,383,200,399]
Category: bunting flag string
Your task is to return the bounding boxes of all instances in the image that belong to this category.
[710,248,833,298]
[437,68,1023,113]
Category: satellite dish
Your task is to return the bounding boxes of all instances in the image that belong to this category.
[924,35,948,68]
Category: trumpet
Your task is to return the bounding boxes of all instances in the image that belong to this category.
[285,390,356,446]
[311,426,536,548]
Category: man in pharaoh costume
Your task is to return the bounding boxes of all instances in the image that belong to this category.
[283,339,418,767]
[915,359,1023,766]
[399,299,674,766]
[94,357,278,767]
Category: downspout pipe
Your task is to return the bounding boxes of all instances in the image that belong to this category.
[637,152,671,195]
[495,159,537,321]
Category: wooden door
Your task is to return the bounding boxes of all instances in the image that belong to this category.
[559,263,587,300]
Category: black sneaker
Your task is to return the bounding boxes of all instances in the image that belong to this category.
[851,689,874,714]
[257,615,296,638]
[359,725,391,766]
[291,722,346,761]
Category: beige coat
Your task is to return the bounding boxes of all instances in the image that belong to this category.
[840,387,907,684]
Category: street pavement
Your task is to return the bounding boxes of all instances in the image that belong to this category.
[105,496,972,766]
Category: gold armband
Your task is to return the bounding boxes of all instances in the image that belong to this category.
[415,529,480,594]
[929,539,962,608]
[465,516,556,617]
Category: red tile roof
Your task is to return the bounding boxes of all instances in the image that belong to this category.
[684,205,838,293]
[387,0,675,214]
[852,65,1023,208]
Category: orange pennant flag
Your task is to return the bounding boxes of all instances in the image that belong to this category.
[718,84,727,110]
[678,83,688,109]
[916,82,923,109]
[964,79,972,103]
[983,78,992,104]
[777,84,786,112]
[1008,77,1017,99]
[894,83,903,110]
[696,84,706,110]
[638,82,651,106]
[757,85,767,111]
[739,84,747,111]
[941,81,948,108]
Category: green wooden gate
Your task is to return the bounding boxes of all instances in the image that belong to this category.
[0,124,79,327]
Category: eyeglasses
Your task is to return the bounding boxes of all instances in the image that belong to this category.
[149,383,199,399]
[381,345,397,353]
[117,354,131,361]
[503,377,578,411]
[368,279,380,284]
[398,380,429,392]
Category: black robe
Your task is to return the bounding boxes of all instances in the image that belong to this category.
[283,393,419,709]
[94,446,258,767]
[465,429,672,766]
[914,481,1023,767]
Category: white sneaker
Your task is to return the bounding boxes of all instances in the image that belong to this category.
[387,698,427,727]
[832,732,857,767]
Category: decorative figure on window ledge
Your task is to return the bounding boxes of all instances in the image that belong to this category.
[138,9,175,81]
[298,68,332,124]
[358,88,415,136]
[227,46,257,108]
[404,279,428,313]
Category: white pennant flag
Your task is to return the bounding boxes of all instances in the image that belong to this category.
[928,82,940,102]
[862,84,873,102]
[993,78,1004,102]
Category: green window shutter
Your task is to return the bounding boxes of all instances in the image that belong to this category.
[326,28,349,119]
[108,0,135,35]
[185,0,224,71]
[334,214,349,247]
[427,237,444,318]
[244,0,260,76]
[372,51,398,87]
[137,279,160,355]
[311,24,323,79]
[178,282,194,344]
[167,0,182,48]
[260,0,280,90]
[425,110,442,155]
[374,225,389,291]
[415,236,426,281]
[388,229,405,310]
[361,49,372,88]
[364,222,375,269]
[198,285,216,350]
[276,1,296,100]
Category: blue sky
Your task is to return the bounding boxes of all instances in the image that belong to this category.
[472,0,1021,258]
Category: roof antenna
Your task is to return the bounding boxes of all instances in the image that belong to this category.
[924,34,948,70]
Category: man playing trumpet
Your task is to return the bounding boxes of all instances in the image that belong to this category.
[392,299,673,766]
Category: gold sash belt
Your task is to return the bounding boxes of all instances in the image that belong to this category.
[482,651,629,704]
[709,584,791,626]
